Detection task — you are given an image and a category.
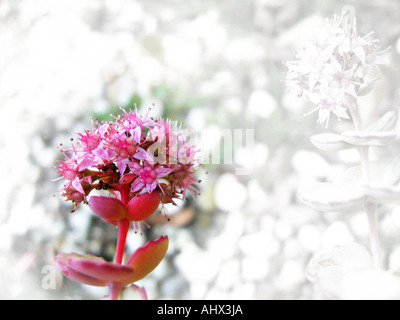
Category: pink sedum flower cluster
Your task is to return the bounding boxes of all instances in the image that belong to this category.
[285,14,388,127]
[55,107,201,215]
[54,107,201,299]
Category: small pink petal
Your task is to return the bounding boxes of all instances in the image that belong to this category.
[88,196,126,221]
[92,145,111,160]
[126,191,160,221]
[130,179,144,193]
[146,181,157,194]
[131,126,142,143]
[122,235,168,285]
[128,161,142,174]
[71,177,85,194]
[116,158,129,175]
[133,147,148,161]
[154,167,173,177]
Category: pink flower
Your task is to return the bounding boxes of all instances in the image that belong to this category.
[59,181,85,206]
[148,118,199,165]
[127,161,173,194]
[77,126,101,152]
[118,107,157,132]
[55,158,79,181]
[105,135,147,174]
[176,168,201,198]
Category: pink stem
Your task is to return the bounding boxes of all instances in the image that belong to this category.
[108,218,130,300]
[108,184,132,299]
[113,182,131,206]
[113,183,131,264]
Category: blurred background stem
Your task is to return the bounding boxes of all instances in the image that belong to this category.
[351,101,384,270]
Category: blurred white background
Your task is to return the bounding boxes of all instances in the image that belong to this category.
[1,0,400,299]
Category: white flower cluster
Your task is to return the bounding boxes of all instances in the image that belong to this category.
[285,15,388,127]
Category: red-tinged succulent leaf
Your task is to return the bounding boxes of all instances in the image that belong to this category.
[89,196,126,221]
[62,266,108,286]
[66,255,133,282]
[126,191,160,221]
[123,235,169,284]
[55,253,107,286]
[55,252,105,267]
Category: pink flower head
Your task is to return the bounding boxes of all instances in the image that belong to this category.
[54,106,201,221]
